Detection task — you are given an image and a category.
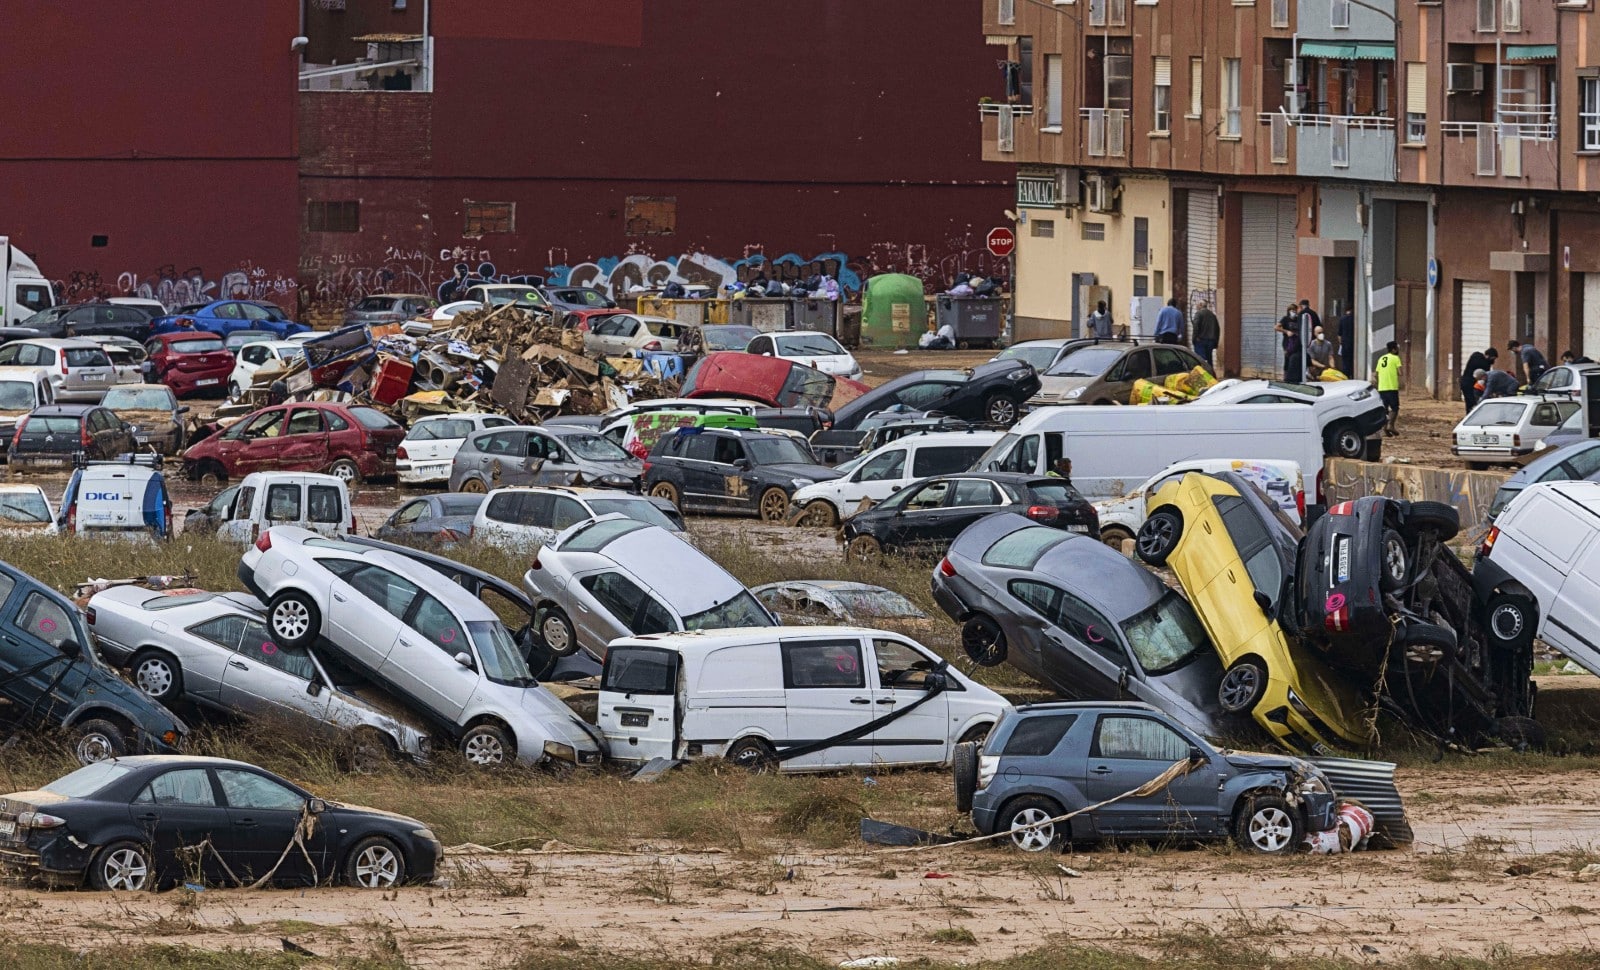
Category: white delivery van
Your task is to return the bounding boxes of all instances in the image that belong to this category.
[217,471,354,544]
[1474,480,1600,676]
[973,404,1327,505]
[788,429,1002,526]
[58,457,171,539]
[598,627,1011,771]
[1093,458,1305,548]
[2,237,55,327]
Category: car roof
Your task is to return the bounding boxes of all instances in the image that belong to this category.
[18,338,101,348]
[98,755,266,770]
[239,471,345,486]
[613,624,893,651]
[155,331,224,342]
[268,526,494,617]
[1519,479,1600,506]
[31,403,94,416]
[486,485,646,500]
[951,512,1162,619]
[882,430,1000,448]
[1013,700,1163,715]
[560,523,744,606]
[1508,439,1600,483]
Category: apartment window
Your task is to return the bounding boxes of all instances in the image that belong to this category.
[625,196,677,236]
[1090,0,1107,25]
[1503,0,1521,31]
[1331,0,1350,27]
[1133,275,1149,297]
[306,200,359,233]
[1188,57,1204,118]
[1109,0,1127,24]
[1582,78,1600,151]
[1046,55,1064,128]
[1031,219,1056,238]
[1271,0,1289,27]
[998,0,1016,24]
[1404,63,1427,143]
[1019,38,1035,105]
[1477,0,1495,30]
[1082,222,1107,241]
[1222,59,1242,137]
[1134,217,1149,269]
[1153,56,1172,132]
[1153,270,1165,295]
[463,202,514,235]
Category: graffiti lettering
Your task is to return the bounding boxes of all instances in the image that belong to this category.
[56,263,298,309]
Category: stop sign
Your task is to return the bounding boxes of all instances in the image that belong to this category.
[986,226,1016,258]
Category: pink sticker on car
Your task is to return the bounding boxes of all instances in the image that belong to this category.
[440,629,456,645]
[1325,593,1346,612]
[38,618,56,634]
[261,641,278,655]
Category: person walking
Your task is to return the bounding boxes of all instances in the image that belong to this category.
[1374,340,1403,436]
[1154,298,1184,345]
[1191,300,1219,370]
[1088,300,1113,339]
[1275,304,1303,382]
[1508,339,1548,385]
[1459,347,1497,413]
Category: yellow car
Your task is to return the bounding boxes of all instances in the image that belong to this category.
[1135,471,1373,754]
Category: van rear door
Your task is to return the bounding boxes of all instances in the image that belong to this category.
[598,645,679,762]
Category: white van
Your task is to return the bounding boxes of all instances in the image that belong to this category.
[1094,458,1305,548]
[973,404,1327,504]
[1475,480,1600,677]
[788,430,1002,525]
[217,472,353,544]
[58,457,172,539]
[598,627,1011,771]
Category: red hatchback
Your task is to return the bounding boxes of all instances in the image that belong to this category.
[181,402,405,486]
[144,332,234,397]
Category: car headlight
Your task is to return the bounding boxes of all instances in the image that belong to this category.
[1064,386,1086,400]
[600,474,634,487]
[1298,774,1329,795]
[1007,368,1031,381]
[411,827,439,842]
[543,740,578,763]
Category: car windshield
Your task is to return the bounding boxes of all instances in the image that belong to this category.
[682,590,775,630]
[981,526,1069,568]
[173,338,225,354]
[0,382,36,410]
[1118,591,1209,675]
[702,326,759,351]
[102,388,175,410]
[561,433,631,461]
[994,344,1060,371]
[43,761,136,799]
[0,491,49,523]
[587,498,679,531]
[833,452,868,475]
[1046,346,1124,377]
[467,621,535,686]
[1267,381,1324,397]
[225,332,273,350]
[486,290,545,306]
[775,333,845,356]
[1466,402,1528,427]
[559,517,649,551]
[747,435,813,465]
[828,588,923,618]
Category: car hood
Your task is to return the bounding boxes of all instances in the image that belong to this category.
[326,801,424,827]
[1221,750,1312,775]
[520,686,605,750]
[765,462,842,482]
[1034,375,1095,397]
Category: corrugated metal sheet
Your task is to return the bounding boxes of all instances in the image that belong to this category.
[1311,756,1413,846]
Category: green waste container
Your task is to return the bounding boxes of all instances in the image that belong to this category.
[859,273,927,349]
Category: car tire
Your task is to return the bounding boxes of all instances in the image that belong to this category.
[725,736,778,772]
[538,607,579,657]
[952,740,980,814]
[1397,620,1456,659]
[1233,794,1304,855]
[984,393,1020,427]
[649,480,680,508]
[267,589,321,649]
[1327,421,1366,460]
[348,728,399,774]
[758,487,789,522]
[228,381,243,401]
[801,499,838,528]
[1494,715,1546,752]
[89,840,154,892]
[345,836,407,889]
[1135,507,1183,565]
[1000,795,1065,853]
[846,534,883,563]
[456,476,487,494]
[1404,500,1460,541]
[130,651,183,705]
[460,723,514,767]
[1468,461,1488,471]
[1485,593,1536,648]
[328,458,362,484]
[961,615,1007,666]
[71,718,128,765]
[958,723,993,746]
[197,462,227,490]
[1217,659,1267,713]
[1379,529,1409,592]
[1099,525,1135,552]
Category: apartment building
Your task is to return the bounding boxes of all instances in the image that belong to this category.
[983,0,1600,396]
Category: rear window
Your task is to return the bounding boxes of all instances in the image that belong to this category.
[587,498,678,531]
[1002,714,1078,756]
[602,646,677,694]
[558,517,649,552]
[25,416,82,434]
[172,339,224,354]
[140,591,219,610]
[102,387,175,410]
[981,526,1069,569]
[0,382,37,410]
[911,445,989,478]
[1026,481,1085,505]
[0,491,50,523]
[65,349,110,368]
[308,485,344,523]
[407,419,472,441]
[349,407,400,430]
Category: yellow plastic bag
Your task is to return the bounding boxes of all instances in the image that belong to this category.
[1319,367,1349,382]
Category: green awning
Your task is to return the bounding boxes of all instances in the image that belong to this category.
[1506,44,1557,62]
[1351,42,1396,60]
[1299,41,1394,60]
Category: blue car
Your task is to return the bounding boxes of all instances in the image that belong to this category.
[1487,438,1600,522]
[149,300,310,340]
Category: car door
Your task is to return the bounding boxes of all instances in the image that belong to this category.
[226,409,288,476]
[0,577,68,727]
[319,561,409,672]
[527,431,575,485]
[382,499,429,539]
[1105,349,1153,401]
[262,481,305,532]
[278,408,332,472]
[472,430,524,487]
[571,569,672,649]
[779,635,876,769]
[867,637,952,766]
[1083,713,1221,837]
[843,447,909,509]
[214,767,324,885]
[1152,347,1197,381]
[387,590,475,720]
[1007,579,1125,700]
[216,615,333,721]
[882,478,953,548]
[937,478,1006,543]
[128,767,234,886]
[681,432,735,507]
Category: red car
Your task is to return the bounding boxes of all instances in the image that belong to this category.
[180,402,406,486]
[562,307,626,332]
[144,332,235,397]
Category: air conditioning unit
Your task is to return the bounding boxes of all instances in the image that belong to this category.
[1084,174,1119,213]
[1447,63,1484,93]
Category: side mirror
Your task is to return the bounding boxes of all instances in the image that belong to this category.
[177,406,190,415]
[54,637,82,659]
[306,797,328,815]
[924,670,949,691]
[548,449,565,463]
[1117,667,1130,692]
[1252,590,1273,615]
[1188,745,1209,765]
[306,680,322,697]
[732,457,751,469]
[453,651,475,669]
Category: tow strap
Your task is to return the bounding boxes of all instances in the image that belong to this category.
[770,661,952,764]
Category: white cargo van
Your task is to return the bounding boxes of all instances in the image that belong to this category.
[217,471,354,544]
[2,237,55,327]
[788,429,1002,526]
[598,627,1011,771]
[1474,480,1600,677]
[973,404,1327,504]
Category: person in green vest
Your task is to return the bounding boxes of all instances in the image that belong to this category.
[1374,340,1403,437]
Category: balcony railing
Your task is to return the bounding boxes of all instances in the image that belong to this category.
[981,103,1031,151]
[1082,108,1128,157]
[1499,102,1558,141]
[1442,122,1500,174]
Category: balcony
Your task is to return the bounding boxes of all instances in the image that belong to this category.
[1081,108,1128,159]
[980,103,1033,155]
[1258,112,1395,180]
[1440,119,1559,186]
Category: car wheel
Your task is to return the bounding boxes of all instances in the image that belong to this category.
[1099,525,1135,552]
[961,615,1007,666]
[197,462,227,490]
[538,607,579,657]
[725,736,778,772]
[801,499,838,528]
[985,393,1019,427]
[328,458,362,484]
[1494,715,1546,752]
[345,836,406,889]
[957,723,993,746]
[1135,507,1183,565]
[1485,593,1536,647]
[758,487,790,522]
[267,589,321,649]
[1403,500,1460,542]
[72,718,128,765]
[228,381,243,401]
[846,535,882,563]
[130,651,183,705]
[1328,422,1366,460]
[649,480,680,507]
[348,728,398,774]
[1379,529,1409,592]
[460,723,514,767]
[1217,659,1267,713]
[1234,794,1304,854]
[952,740,980,814]
[89,840,154,891]
[1001,796,1065,853]
[1397,620,1456,659]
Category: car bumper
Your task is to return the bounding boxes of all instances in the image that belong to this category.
[6,452,77,471]
[1254,678,1367,755]
[237,561,264,600]
[1354,407,1389,438]
[397,459,452,484]
[0,833,93,883]
[1451,445,1531,461]
[970,800,1001,837]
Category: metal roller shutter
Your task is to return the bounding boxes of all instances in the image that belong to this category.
[1460,281,1492,362]
[1186,191,1217,304]
[1240,194,1298,376]
[1584,275,1600,358]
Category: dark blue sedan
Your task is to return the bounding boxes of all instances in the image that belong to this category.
[150,301,310,340]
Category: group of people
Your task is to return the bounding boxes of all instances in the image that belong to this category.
[1458,340,1593,412]
[1274,299,1356,383]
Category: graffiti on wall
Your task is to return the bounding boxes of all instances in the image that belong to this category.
[53,263,298,308]
[544,251,863,301]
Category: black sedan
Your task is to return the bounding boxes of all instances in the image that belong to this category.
[9,404,136,471]
[14,303,155,342]
[829,359,1041,431]
[645,427,840,521]
[842,472,1096,561]
[375,492,486,546]
[0,756,440,890]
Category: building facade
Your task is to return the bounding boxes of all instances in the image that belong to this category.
[983,0,1600,396]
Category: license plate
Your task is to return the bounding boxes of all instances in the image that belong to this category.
[135,434,150,443]
[195,378,220,387]
[1067,524,1089,533]
[0,819,15,839]
[84,374,106,382]
[1471,434,1497,445]
[1336,537,1351,584]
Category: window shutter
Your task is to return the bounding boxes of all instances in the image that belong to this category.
[1406,62,1427,115]
[1154,56,1172,87]
[1190,57,1204,116]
